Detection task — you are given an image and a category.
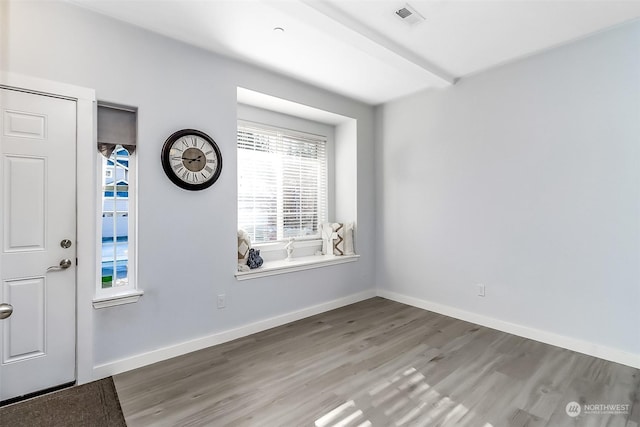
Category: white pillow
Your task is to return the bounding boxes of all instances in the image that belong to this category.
[237,229,251,262]
[320,222,355,256]
[320,222,340,255]
[343,222,355,255]
[334,223,345,255]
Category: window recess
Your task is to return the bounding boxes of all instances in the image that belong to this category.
[94,103,142,308]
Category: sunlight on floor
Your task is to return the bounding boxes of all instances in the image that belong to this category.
[314,365,495,427]
[314,400,371,427]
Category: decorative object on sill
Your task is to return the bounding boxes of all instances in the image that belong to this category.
[321,222,340,255]
[333,223,345,255]
[343,222,355,255]
[320,222,355,256]
[285,237,295,261]
[238,229,251,261]
[247,248,263,269]
[238,229,252,271]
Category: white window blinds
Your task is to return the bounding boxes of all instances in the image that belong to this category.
[237,120,328,243]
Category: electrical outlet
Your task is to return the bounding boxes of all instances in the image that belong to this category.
[477,284,485,297]
[217,294,226,309]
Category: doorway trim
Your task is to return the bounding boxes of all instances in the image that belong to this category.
[0,71,96,385]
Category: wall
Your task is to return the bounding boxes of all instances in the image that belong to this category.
[335,120,358,225]
[376,21,640,358]
[2,1,375,372]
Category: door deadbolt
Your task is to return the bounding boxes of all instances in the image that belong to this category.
[60,239,72,249]
[0,303,13,320]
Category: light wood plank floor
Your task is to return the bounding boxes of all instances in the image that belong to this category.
[114,297,639,427]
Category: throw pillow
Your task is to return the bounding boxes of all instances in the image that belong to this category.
[237,229,251,262]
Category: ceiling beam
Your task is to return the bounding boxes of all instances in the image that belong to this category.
[298,0,456,86]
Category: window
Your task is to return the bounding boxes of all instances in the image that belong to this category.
[95,103,141,307]
[237,121,328,243]
[101,147,131,288]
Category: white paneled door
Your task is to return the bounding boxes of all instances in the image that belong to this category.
[0,88,77,401]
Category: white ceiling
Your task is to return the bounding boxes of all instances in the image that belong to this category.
[69,0,640,105]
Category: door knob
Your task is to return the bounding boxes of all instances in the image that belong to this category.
[0,303,13,320]
[47,259,72,272]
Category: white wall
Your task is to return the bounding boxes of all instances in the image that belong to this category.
[376,21,640,357]
[335,120,358,225]
[3,1,375,371]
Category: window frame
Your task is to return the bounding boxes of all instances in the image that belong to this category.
[236,107,335,252]
[93,104,142,308]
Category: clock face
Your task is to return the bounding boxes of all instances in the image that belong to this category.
[161,129,222,190]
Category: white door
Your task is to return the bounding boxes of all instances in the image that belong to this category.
[0,88,77,401]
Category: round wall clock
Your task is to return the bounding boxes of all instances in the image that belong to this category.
[161,129,223,191]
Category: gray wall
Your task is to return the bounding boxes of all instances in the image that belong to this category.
[3,1,375,366]
[375,21,640,355]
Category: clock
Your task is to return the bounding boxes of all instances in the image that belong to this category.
[161,129,222,191]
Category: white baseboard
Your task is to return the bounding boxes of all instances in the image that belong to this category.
[92,289,376,379]
[377,289,640,369]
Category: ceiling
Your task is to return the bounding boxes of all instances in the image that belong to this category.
[69,0,640,105]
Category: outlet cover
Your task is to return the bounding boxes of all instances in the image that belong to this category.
[217,294,226,308]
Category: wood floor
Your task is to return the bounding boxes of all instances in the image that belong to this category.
[114,297,639,427]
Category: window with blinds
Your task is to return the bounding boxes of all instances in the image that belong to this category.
[238,121,328,243]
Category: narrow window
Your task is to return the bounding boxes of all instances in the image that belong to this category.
[101,146,131,288]
[95,103,140,304]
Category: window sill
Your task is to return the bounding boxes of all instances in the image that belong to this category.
[235,254,359,281]
[252,238,322,252]
[93,290,144,309]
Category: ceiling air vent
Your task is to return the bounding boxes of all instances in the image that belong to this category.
[394,3,425,26]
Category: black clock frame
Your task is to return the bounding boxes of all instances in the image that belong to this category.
[161,129,223,191]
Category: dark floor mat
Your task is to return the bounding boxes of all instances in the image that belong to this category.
[0,377,127,427]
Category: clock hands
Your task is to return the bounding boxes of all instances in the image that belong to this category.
[181,154,203,164]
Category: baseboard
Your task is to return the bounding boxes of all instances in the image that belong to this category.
[92,289,376,379]
[377,289,640,369]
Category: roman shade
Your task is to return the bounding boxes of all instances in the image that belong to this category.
[97,105,137,158]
